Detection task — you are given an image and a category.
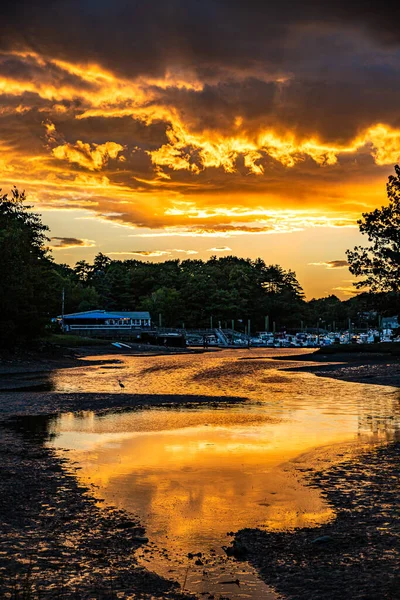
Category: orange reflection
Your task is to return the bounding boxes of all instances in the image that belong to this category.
[47,349,400,597]
[51,411,342,548]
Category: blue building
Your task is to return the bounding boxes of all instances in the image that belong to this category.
[61,309,151,331]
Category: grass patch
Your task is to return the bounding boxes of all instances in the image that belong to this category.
[41,333,111,347]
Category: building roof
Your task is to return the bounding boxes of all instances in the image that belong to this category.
[61,310,151,320]
[111,311,151,319]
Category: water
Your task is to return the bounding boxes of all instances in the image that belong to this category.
[45,349,400,599]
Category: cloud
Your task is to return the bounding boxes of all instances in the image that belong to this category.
[207,246,232,252]
[309,260,349,269]
[108,248,199,257]
[332,285,360,296]
[108,250,172,257]
[51,136,125,171]
[3,1,400,82]
[50,236,95,249]
[0,5,400,240]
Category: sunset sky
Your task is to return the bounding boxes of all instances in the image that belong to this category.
[1,1,400,298]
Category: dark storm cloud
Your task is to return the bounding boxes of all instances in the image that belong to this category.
[327,260,349,268]
[1,1,400,148]
[0,0,399,236]
[0,99,52,155]
[152,66,400,143]
[0,54,96,91]
[152,78,278,135]
[58,116,169,151]
[2,1,400,80]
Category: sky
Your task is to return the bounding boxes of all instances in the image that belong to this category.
[1,0,400,299]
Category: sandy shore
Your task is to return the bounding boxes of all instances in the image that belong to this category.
[0,341,210,376]
[0,346,243,599]
[0,348,223,600]
[226,350,399,599]
[235,441,400,600]
[1,347,399,599]
[0,418,197,599]
[279,349,400,388]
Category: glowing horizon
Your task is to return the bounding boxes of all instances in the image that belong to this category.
[1,4,400,298]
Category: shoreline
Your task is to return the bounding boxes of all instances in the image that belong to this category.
[1,347,399,599]
[277,349,400,388]
[0,341,214,372]
[235,440,400,600]
[0,347,236,600]
[0,418,195,600]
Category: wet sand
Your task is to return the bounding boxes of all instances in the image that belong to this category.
[236,441,400,600]
[0,419,196,599]
[236,350,400,599]
[279,349,400,388]
[0,347,399,599]
[0,348,240,599]
[0,342,209,379]
[231,350,400,599]
[0,349,227,599]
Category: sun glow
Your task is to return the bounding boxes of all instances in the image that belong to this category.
[0,45,397,297]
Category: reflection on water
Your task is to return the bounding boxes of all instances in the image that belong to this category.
[46,349,400,599]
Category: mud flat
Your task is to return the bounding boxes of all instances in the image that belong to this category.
[0,373,242,599]
[0,352,238,599]
[279,350,400,388]
[0,412,199,599]
[0,341,207,378]
[1,347,399,599]
[236,441,400,600]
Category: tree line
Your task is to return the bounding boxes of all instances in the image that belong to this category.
[2,165,400,347]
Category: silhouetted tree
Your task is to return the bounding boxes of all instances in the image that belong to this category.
[346,165,400,292]
[76,253,306,329]
[307,295,347,326]
[0,188,52,346]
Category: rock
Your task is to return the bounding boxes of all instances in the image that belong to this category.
[311,535,334,544]
[222,542,248,560]
[116,521,137,529]
[188,551,202,559]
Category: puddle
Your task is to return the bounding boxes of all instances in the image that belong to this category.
[41,349,399,599]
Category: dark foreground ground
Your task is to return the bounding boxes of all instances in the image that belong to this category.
[0,422,196,600]
[0,346,242,599]
[233,350,400,599]
[0,347,399,599]
[280,348,400,388]
[236,441,400,600]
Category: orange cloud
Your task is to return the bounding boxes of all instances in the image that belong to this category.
[146,118,400,177]
[52,139,124,171]
[360,124,400,166]
[2,7,400,301]
[332,285,360,296]
[108,250,171,257]
[107,248,198,257]
[0,49,398,245]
